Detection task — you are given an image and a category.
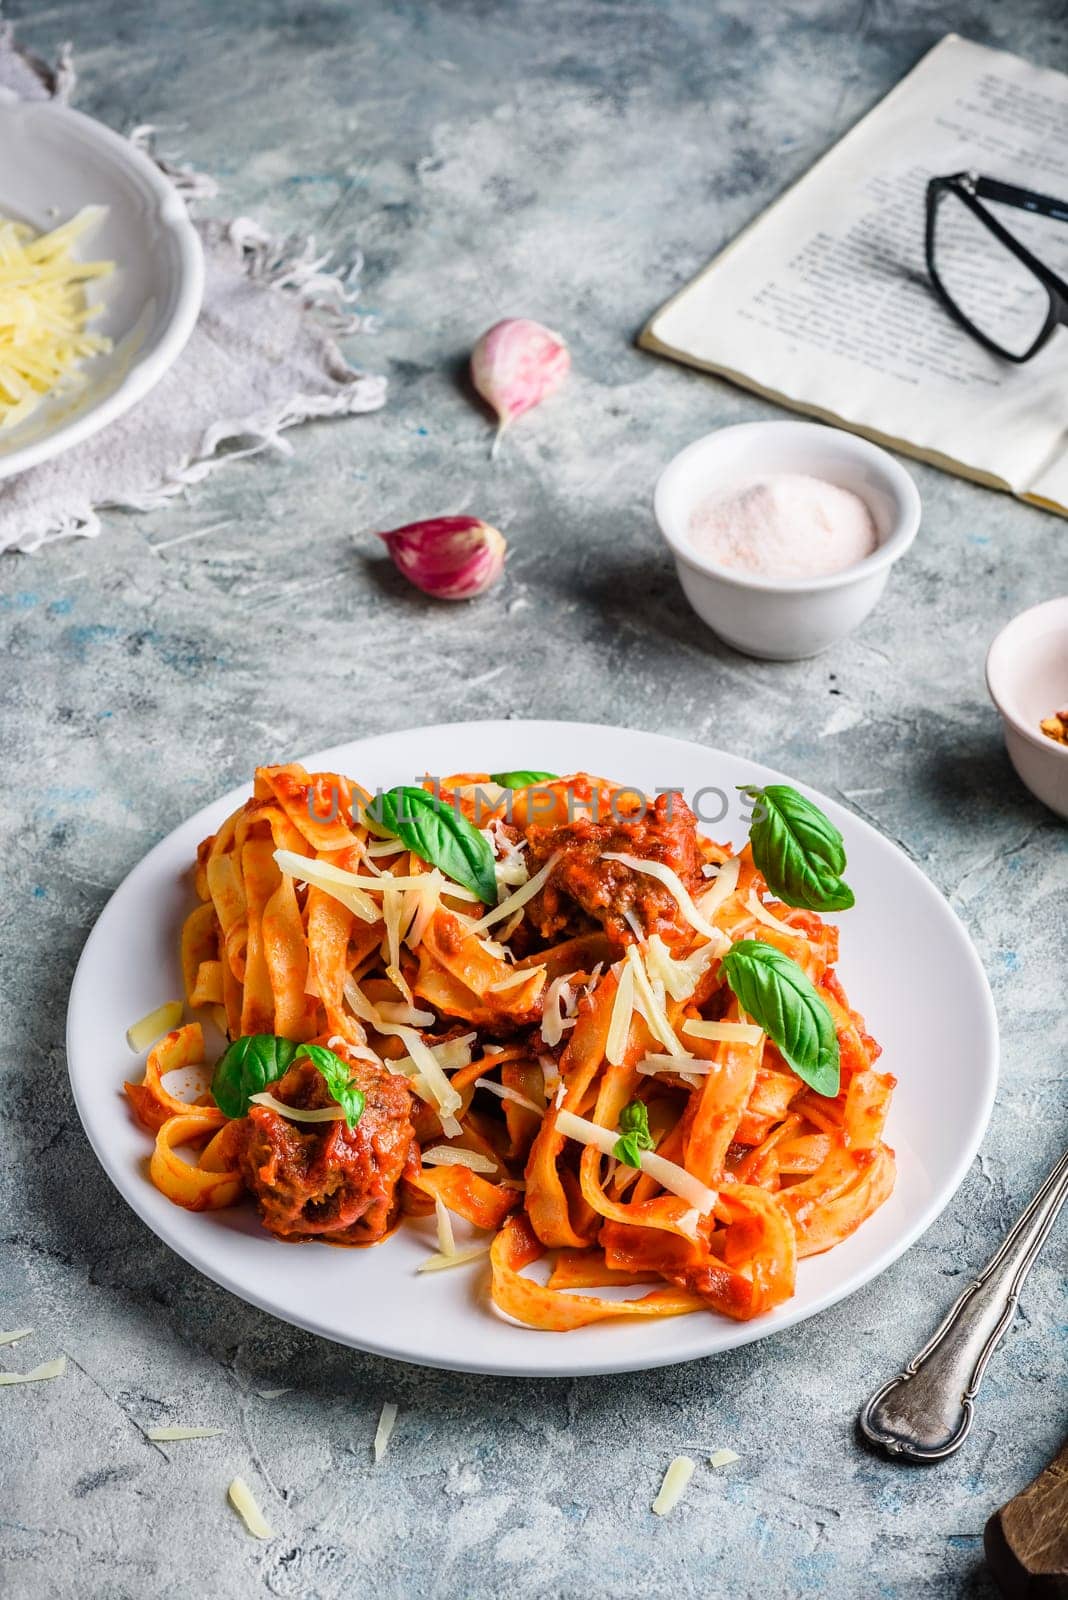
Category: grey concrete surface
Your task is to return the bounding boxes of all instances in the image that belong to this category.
[1,2,1066,1596]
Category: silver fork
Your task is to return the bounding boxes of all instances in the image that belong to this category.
[859,1146,1068,1462]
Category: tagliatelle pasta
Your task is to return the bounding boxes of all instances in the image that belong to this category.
[123,762,895,1328]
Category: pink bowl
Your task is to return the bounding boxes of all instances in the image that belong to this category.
[986,596,1068,820]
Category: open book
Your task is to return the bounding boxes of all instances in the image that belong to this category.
[641,35,1068,516]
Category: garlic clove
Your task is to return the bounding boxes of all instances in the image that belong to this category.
[470,318,570,450]
[376,516,506,601]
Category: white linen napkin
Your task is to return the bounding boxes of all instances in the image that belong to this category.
[0,27,386,553]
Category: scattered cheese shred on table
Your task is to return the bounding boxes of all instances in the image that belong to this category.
[0,206,114,431]
[0,1329,33,1346]
[255,1388,291,1401]
[126,1000,183,1053]
[373,1401,398,1463]
[416,1243,492,1273]
[227,1476,273,1539]
[144,1425,224,1441]
[0,1355,66,1386]
[652,1455,695,1516]
[709,1448,740,1469]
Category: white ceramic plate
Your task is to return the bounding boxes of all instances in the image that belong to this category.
[67,721,998,1376]
[0,94,203,480]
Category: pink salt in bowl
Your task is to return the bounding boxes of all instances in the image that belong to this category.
[653,421,921,660]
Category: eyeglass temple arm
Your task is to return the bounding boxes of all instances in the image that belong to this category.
[972,174,1068,225]
[932,173,1068,307]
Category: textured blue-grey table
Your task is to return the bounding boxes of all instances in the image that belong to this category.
[2,2,1066,1596]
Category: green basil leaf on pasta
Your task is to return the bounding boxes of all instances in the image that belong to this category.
[489,770,559,788]
[720,940,840,1097]
[211,1034,299,1118]
[371,785,498,905]
[613,1099,654,1168]
[741,784,854,912]
[295,1044,365,1131]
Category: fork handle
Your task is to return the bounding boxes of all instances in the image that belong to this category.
[858,1147,1068,1462]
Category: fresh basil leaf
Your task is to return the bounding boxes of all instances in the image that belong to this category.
[371,785,497,905]
[211,1034,299,1118]
[490,770,559,788]
[741,784,855,913]
[721,939,840,1097]
[296,1044,365,1131]
[613,1098,654,1168]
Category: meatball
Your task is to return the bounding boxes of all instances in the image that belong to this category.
[524,791,705,949]
[238,1055,415,1245]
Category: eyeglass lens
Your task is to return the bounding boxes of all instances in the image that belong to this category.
[933,188,1054,357]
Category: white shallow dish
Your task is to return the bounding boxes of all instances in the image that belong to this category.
[654,422,921,660]
[67,720,998,1377]
[986,596,1068,820]
[0,94,203,480]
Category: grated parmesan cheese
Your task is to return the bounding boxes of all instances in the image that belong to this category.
[496,907,525,942]
[468,851,562,934]
[227,1476,273,1539]
[145,1425,224,1441]
[540,974,577,1046]
[644,932,722,1002]
[696,853,741,916]
[255,1389,291,1400]
[709,1448,740,1469]
[388,1034,476,1080]
[273,849,382,922]
[404,869,445,949]
[555,1110,717,1215]
[484,819,530,891]
[0,208,113,431]
[126,1000,183,1053]
[416,1244,492,1273]
[373,1400,398,1462]
[652,1455,695,1516]
[0,1330,33,1346]
[382,886,417,1004]
[602,852,724,943]
[487,965,544,995]
[248,1092,345,1123]
[344,977,462,1129]
[637,1053,710,1089]
[0,1356,66,1386]
[376,1000,435,1027]
[745,888,802,937]
[606,960,636,1066]
[277,849,482,925]
[434,1197,457,1257]
[626,945,687,1058]
[421,1145,498,1174]
[682,1019,764,1046]
[473,1077,545,1116]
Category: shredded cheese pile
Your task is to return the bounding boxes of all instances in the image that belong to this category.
[0,208,113,429]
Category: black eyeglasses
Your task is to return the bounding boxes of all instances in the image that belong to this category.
[926,172,1068,362]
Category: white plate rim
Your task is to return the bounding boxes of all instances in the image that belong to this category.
[0,95,203,480]
[66,719,999,1376]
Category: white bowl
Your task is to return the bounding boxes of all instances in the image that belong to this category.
[0,93,203,480]
[653,421,922,660]
[986,596,1068,820]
